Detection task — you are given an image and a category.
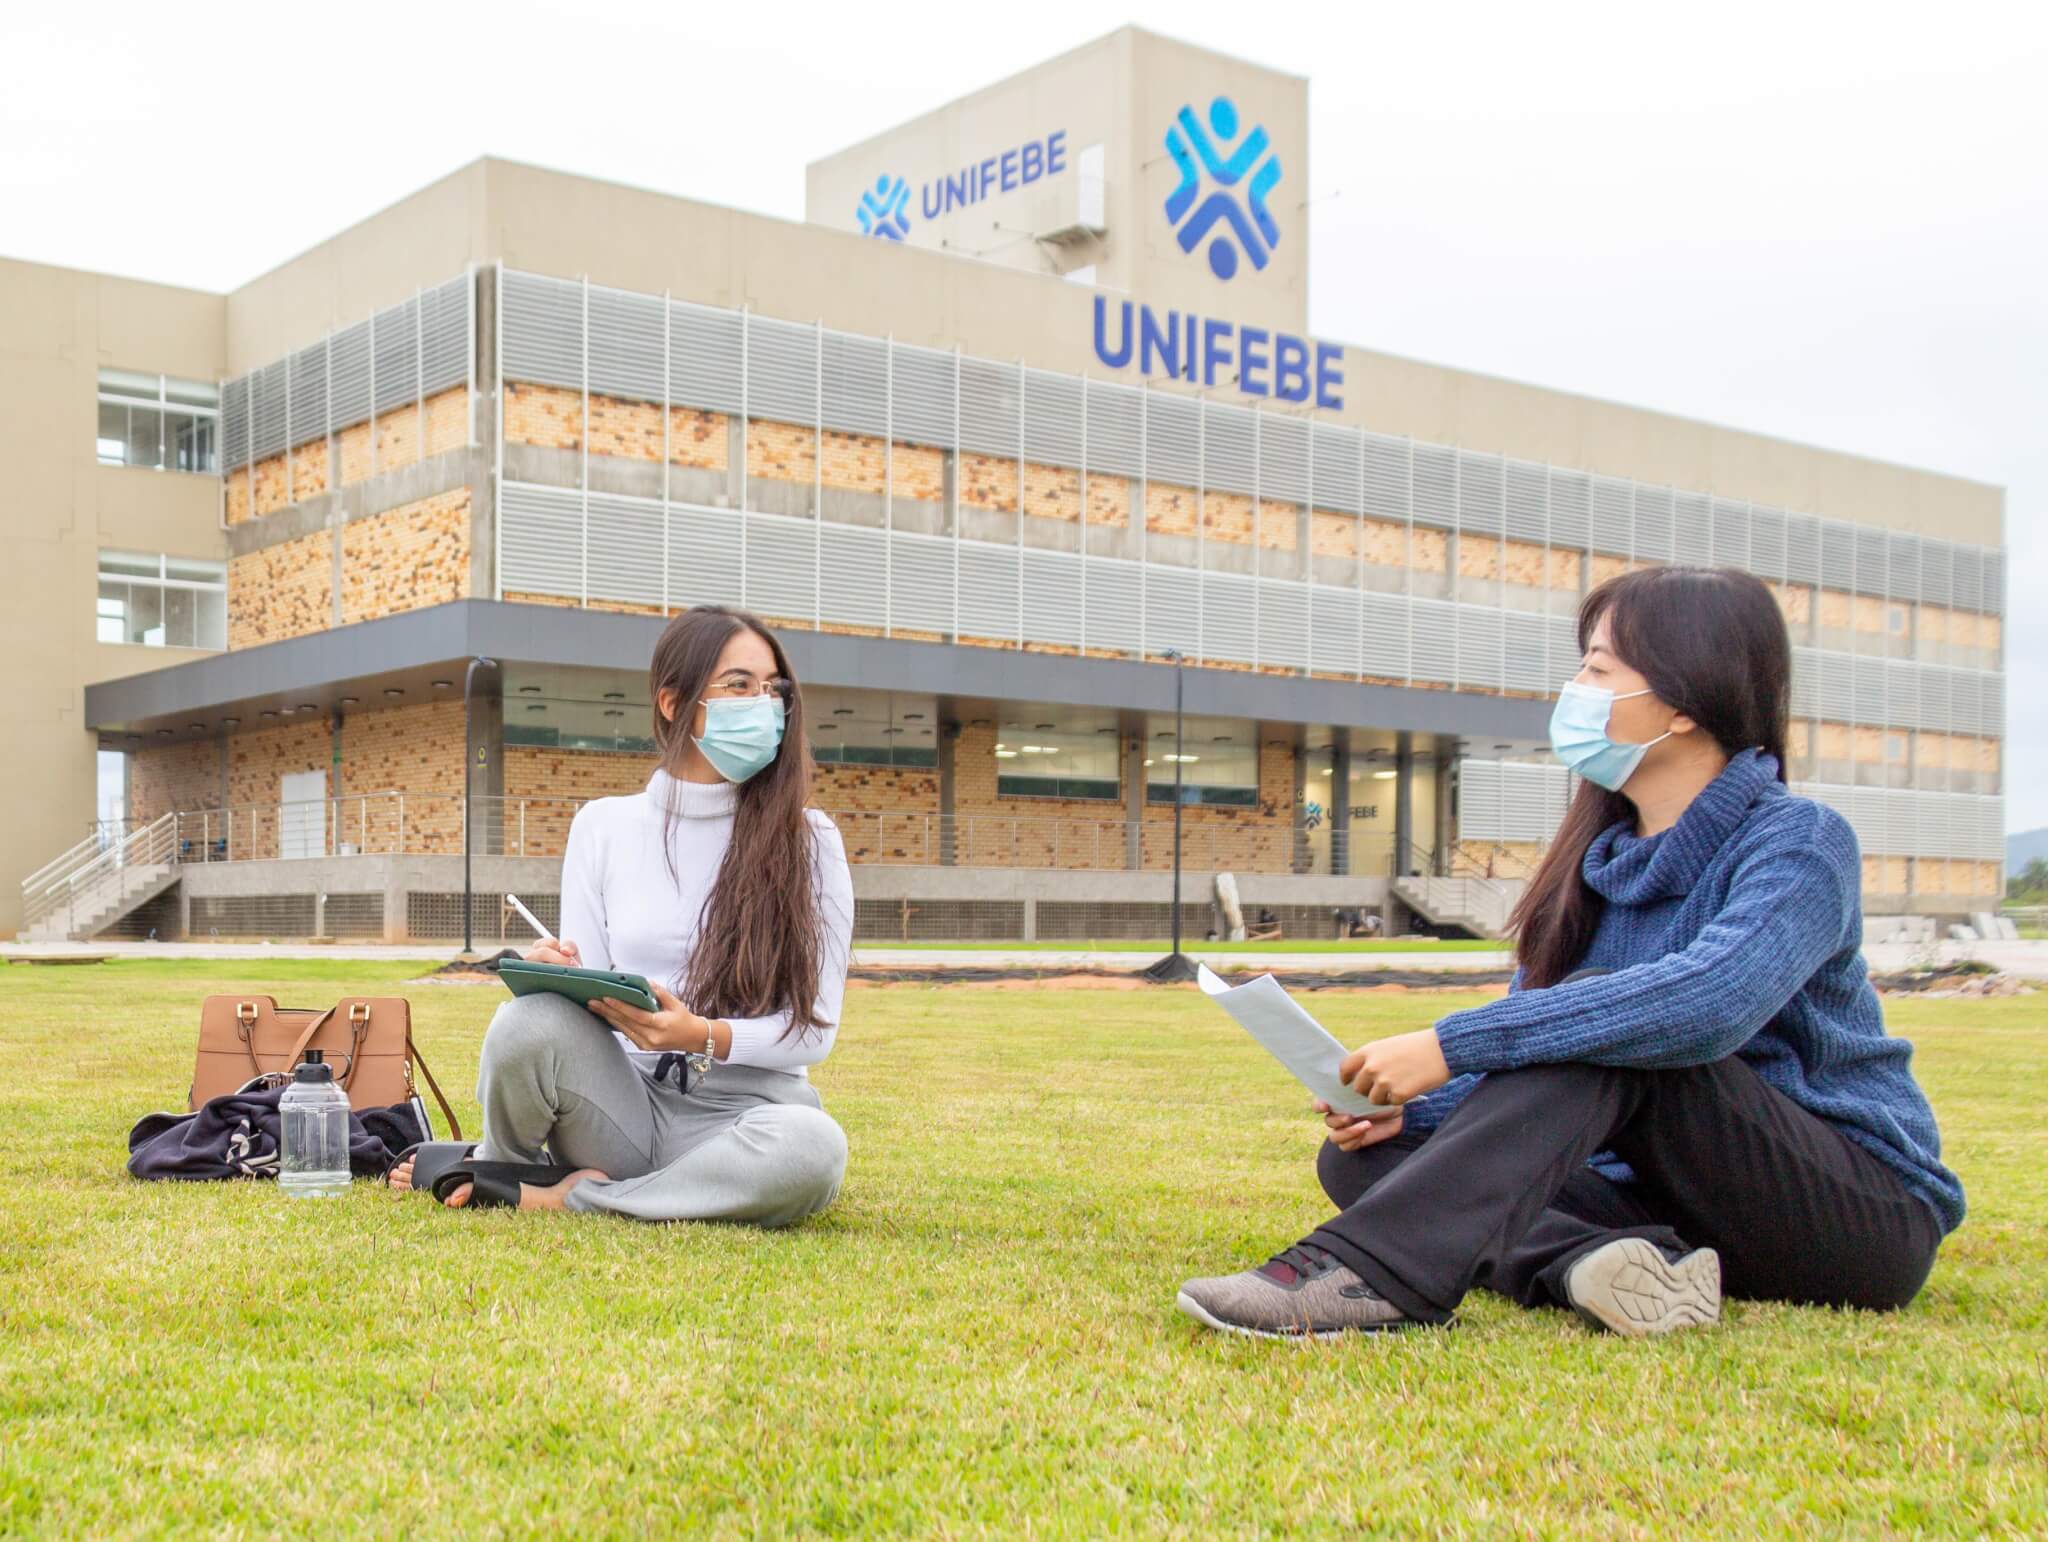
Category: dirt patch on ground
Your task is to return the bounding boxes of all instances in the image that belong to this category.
[1871,967,2036,997]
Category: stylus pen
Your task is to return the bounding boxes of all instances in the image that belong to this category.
[504,892,555,946]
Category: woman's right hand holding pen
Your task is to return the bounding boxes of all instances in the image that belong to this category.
[527,939,582,966]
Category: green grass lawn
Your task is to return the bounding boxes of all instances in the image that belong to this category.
[865,937,1507,954]
[3,959,2043,1535]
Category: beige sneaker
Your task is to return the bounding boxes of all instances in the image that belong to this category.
[1565,1237,1721,1336]
[1177,1244,1417,1339]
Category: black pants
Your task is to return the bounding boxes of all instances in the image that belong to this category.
[1309,1055,1944,1324]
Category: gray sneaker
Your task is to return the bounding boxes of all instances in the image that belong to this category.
[1564,1237,1721,1336]
[1177,1244,1416,1339]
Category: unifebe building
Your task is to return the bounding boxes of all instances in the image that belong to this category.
[9,28,2007,943]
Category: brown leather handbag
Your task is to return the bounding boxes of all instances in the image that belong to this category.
[190,995,461,1139]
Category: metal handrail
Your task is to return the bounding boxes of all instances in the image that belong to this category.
[76,791,1399,877]
[21,830,108,893]
[1389,837,1520,935]
[22,812,178,931]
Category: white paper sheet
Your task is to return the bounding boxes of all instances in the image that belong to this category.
[1196,964,1398,1117]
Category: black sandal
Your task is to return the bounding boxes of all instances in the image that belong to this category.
[395,1141,580,1209]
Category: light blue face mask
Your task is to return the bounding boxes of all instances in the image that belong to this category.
[693,695,786,784]
[1549,680,1672,792]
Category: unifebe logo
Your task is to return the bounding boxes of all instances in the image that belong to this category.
[1163,96,1281,280]
[857,174,912,241]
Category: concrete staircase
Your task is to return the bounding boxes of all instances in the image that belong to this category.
[19,814,179,942]
[1392,874,1524,941]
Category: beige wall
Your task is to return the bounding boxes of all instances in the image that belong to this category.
[223,161,489,374]
[210,143,1999,545]
[0,257,228,934]
[806,27,1311,337]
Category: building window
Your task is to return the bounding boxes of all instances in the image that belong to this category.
[97,369,219,473]
[501,695,657,754]
[995,728,1121,801]
[1140,714,1260,807]
[814,743,939,768]
[97,552,226,649]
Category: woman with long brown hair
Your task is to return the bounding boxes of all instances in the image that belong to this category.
[1180,566,1962,1337]
[390,605,852,1222]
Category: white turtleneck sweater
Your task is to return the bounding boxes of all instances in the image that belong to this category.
[556,769,853,1074]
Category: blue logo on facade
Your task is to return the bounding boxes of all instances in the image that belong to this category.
[1163,96,1281,280]
[857,174,912,240]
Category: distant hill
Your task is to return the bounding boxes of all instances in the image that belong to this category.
[2010,827,2048,877]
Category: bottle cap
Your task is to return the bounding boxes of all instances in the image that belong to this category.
[293,1048,335,1085]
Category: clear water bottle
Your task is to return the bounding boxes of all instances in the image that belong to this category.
[279,1050,352,1198]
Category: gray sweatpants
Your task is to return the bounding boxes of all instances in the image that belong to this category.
[473,991,846,1226]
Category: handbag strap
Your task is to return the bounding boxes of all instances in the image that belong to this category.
[408,1038,464,1142]
[283,1005,341,1073]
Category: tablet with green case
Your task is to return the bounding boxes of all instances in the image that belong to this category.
[498,959,660,1013]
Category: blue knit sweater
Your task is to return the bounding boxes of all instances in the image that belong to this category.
[1414,748,1963,1232]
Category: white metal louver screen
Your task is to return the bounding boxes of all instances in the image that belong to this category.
[889,532,955,636]
[1455,604,1504,691]
[587,286,665,403]
[1310,586,1362,677]
[669,506,742,611]
[372,293,422,416]
[1200,573,1257,665]
[1084,559,1142,654]
[502,271,582,392]
[820,524,887,631]
[670,303,744,416]
[821,331,888,438]
[328,321,372,431]
[743,513,818,622]
[1258,580,1309,670]
[1143,566,1200,658]
[959,542,1020,643]
[1362,594,1412,682]
[748,319,818,427]
[892,344,956,450]
[1548,469,1591,551]
[421,276,470,397]
[1022,549,1083,649]
[1457,451,1504,537]
[1144,394,1200,490]
[498,482,583,599]
[289,342,328,449]
[586,492,664,609]
[958,358,1020,459]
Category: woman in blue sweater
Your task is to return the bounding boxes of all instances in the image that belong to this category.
[1179,566,1963,1339]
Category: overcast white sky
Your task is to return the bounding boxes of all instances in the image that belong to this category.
[8,1,2042,831]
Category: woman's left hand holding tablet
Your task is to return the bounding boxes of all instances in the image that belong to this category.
[1339,1029,1451,1107]
[588,982,717,1056]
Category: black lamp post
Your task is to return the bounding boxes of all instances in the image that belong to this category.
[463,655,498,956]
[1142,649,1198,983]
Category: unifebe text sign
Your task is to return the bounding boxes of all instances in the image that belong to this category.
[1092,297,1344,411]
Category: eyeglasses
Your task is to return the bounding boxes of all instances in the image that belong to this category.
[702,674,793,703]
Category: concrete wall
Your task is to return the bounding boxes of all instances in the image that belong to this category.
[171,852,1389,942]
[1,257,228,935]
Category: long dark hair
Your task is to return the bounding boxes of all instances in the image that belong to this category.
[1511,566,1791,988]
[649,605,829,1037]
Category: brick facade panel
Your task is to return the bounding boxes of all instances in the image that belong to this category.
[228,530,332,648]
[129,742,219,824]
[339,489,471,625]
